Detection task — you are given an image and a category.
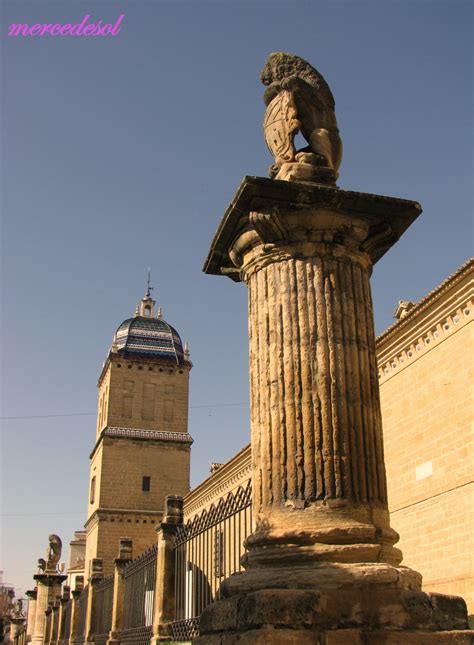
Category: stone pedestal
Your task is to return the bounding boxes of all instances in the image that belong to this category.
[151,496,184,644]
[50,601,60,645]
[10,617,26,642]
[85,558,103,645]
[57,586,70,644]
[25,589,37,641]
[69,577,85,645]
[198,177,472,643]
[107,539,132,645]
[31,573,66,645]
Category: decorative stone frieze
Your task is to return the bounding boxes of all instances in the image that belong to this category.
[377,259,473,384]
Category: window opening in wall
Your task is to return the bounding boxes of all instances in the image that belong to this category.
[90,476,96,504]
[142,476,151,492]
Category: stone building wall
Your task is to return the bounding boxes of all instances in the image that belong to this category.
[377,258,473,615]
[97,357,190,437]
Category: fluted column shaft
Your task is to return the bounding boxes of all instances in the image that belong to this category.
[203,178,423,571]
[240,230,400,564]
[247,252,387,513]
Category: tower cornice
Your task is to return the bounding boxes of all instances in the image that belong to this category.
[97,352,192,388]
[89,426,193,460]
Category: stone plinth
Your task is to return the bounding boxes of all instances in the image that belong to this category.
[198,177,472,642]
[31,573,66,645]
[25,589,37,641]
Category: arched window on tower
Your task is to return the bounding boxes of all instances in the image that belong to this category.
[90,476,96,504]
[144,305,151,316]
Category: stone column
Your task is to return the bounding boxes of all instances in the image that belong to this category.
[106,539,133,645]
[10,617,26,643]
[25,589,37,641]
[151,496,184,644]
[50,601,60,645]
[43,606,52,645]
[57,587,70,645]
[31,573,66,645]
[69,577,84,645]
[198,177,472,642]
[84,559,103,645]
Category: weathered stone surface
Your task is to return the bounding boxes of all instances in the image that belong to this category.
[200,121,469,639]
[195,628,474,644]
[261,52,342,182]
[362,631,474,644]
[200,588,470,635]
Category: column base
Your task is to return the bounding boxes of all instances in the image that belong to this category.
[195,586,471,643]
[150,622,173,644]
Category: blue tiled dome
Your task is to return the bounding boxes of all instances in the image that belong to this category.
[114,316,185,365]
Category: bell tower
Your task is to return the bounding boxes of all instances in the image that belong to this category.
[84,283,193,577]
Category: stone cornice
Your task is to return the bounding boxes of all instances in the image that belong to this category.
[84,507,164,530]
[376,259,473,384]
[376,257,473,345]
[203,176,421,280]
[97,352,192,388]
[89,426,193,460]
[184,444,251,519]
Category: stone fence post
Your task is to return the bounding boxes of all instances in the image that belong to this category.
[57,586,70,645]
[10,617,26,643]
[151,495,184,644]
[43,605,52,645]
[50,601,60,645]
[84,559,103,645]
[106,538,133,645]
[25,589,37,642]
[68,576,84,645]
[31,572,66,645]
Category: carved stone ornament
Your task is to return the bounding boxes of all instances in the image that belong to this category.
[261,52,343,184]
[262,90,299,167]
[37,558,46,574]
[45,534,62,572]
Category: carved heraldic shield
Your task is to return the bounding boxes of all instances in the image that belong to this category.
[263,90,299,166]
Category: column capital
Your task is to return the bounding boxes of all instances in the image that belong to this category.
[203,176,421,282]
[33,573,67,587]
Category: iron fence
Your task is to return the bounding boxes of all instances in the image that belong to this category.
[74,586,89,645]
[171,479,253,642]
[120,545,157,645]
[59,600,72,645]
[93,575,114,645]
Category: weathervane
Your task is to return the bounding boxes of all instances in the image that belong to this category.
[146,268,154,297]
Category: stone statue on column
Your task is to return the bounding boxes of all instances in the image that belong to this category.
[31,535,66,645]
[197,52,472,643]
[261,52,342,184]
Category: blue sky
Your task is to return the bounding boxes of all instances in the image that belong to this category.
[1,0,472,595]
